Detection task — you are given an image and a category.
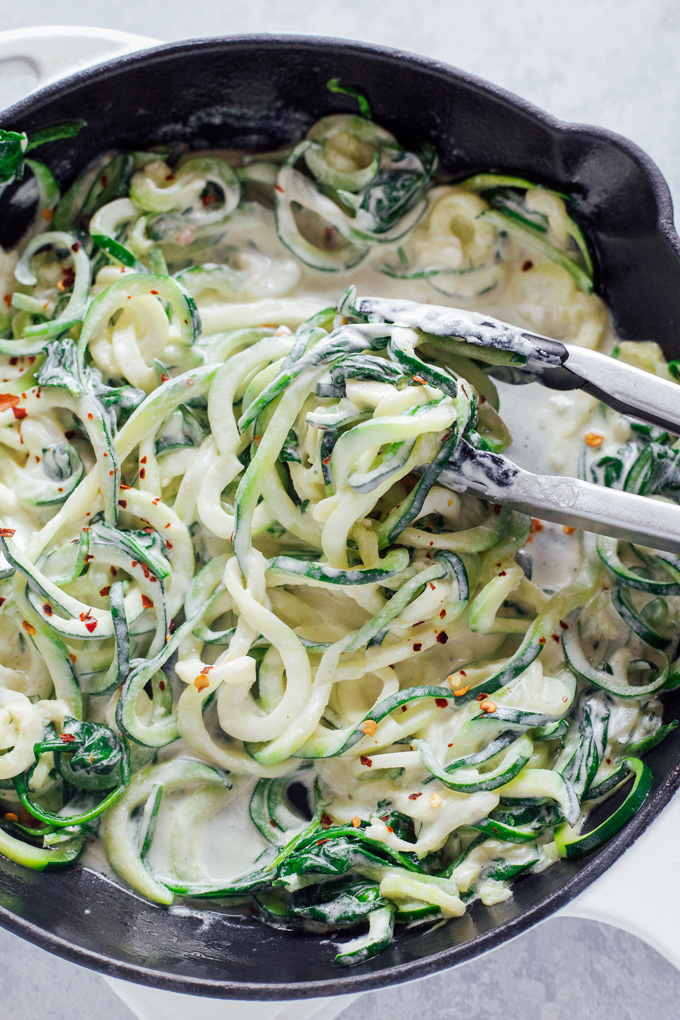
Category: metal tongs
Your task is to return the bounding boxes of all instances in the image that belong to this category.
[356,295,680,555]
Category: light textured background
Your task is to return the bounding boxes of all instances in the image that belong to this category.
[1,2,680,1018]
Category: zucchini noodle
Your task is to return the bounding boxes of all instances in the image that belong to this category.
[0,84,675,968]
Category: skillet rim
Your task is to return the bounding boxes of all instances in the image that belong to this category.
[0,32,679,1000]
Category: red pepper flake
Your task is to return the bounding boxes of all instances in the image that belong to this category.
[12,407,27,420]
[161,373,169,383]
[71,241,81,253]
[60,733,76,743]
[42,603,53,617]
[439,609,446,619]
[200,665,213,675]
[476,692,489,702]
[140,456,147,464]
[69,653,77,663]
[429,582,436,590]
[99,586,110,597]
[453,686,471,697]
[360,755,373,767]
[0,527,15,537]
[141,594,154,609]
[0,597,5,608]
[150,289,159,295]
[194,674,210,691]
[498,570,507,577]
[22,621,36,635]
[85,618,98,633]
[139,468,146,479]
[118,500,127,509]
[201,192,217,207]
[158,680,166,692]
[538,636,546,644]
[436,631,448,644]
[563,526,576,535]
[386,825,394,833]
[531,518,545,534]
[0,393,19,411]
[321,812,332,828]
[493,504,502,515]
[2,294,10,307]
[316,838,329,846]
[408,792,422,801]
[275,184,284,194]
[4,811,18,822]
[9,357,17,365]
[412,375,426,385]
[551,634,560,643]
[110,566,117,576]
[435,697,448,708]
[459,670,467,677]
[412,642,422,652]
[522,260,533,272]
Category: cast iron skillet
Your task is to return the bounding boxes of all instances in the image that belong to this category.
[1,34,680,1001]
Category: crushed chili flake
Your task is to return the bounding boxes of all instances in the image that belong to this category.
[479,700,497,713]
[360,719,377,736]
[60,733,76,743]
[85,618,98,633]
[71,241,81,253]
[141,594,154,609]
[435,697,448,708]
[0,597,5,608]
[3,295,10,307]
[439,609,446,619]
[560,620,569,630]
[321,812,332,828]
[530,518,544,534]
[150,290,159,296]
[360,755,373,767]
[194,674,210,692]
[563,526,576,535]
[551,634,560,643]
[436,631,448,644]
[412,642,422,652]
[22,621,35,635]
[0,393,19,411]
[118,500,127,509]
[538,636,546,644]
[522,260,533,271]
[69,653,76,663]
[316,838,329,846]
[4,812,18,822]
[584,432,604,447]
[0,527,15,537]
[352,816,361,828]
[99,586,110,597]
[498,570,507,577]
[158,680,166,692]
[42,603,53,617]
[12,406,27,420]
[453,686,471,697]
[476,692,489,701]
[110,566,117,576]
[408,792,422,801]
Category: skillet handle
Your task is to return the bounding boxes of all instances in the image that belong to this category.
[0,26,158,93]
[559,786,680,968]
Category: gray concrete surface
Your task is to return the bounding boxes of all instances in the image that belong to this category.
[1,2,679,1017]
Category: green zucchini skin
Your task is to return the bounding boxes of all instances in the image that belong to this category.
[0,97,674,976]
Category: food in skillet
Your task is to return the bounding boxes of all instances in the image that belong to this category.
[0,83,676,966]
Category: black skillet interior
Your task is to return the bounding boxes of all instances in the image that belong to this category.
[1,35,680,1001]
